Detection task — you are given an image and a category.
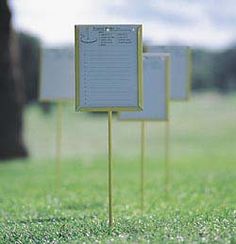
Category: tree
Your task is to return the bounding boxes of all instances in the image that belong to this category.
[214,47,236,93]
[18,32,41,103]
[0,0,28,160]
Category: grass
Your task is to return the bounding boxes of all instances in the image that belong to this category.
[0,92,236,243]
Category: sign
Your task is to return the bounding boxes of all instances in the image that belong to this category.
[147,46,191,101]
[119,54,170,121]
[75,25,143,111]
[40,48,74,101]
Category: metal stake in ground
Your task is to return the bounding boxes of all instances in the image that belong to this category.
[108,111,113,227]
[164,121,170,194]
[55,101,63,189]
[140,121,146,213]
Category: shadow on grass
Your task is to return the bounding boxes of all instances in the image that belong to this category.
[8,216,71,225]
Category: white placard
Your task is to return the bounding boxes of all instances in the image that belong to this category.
[40,48,74,101]
[119,54,170,121]
[147,46,191,100]
[75,25,143,111]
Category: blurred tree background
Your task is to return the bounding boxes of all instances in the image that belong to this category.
[192,47,236,92]
[18,32,41,103]
[0,0,27,160]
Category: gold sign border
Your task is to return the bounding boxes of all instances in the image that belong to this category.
[75,25,143,112]
[118,54,170,122]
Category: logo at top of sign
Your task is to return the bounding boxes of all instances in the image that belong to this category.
[80,33,97,44]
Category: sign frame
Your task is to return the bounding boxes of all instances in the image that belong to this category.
[187,48,192,101]
[74,25,143,112]
[39,47,75,102]
[119,53,170,122]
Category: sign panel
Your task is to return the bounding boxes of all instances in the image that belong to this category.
[40,48,74,101]
[75,25,143,111]
[147,46,191,101]
[119,54,170,121]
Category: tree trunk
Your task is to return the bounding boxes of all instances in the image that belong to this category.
[0,0,28,160]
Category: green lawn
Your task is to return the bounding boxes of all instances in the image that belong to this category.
[0,92,236,243]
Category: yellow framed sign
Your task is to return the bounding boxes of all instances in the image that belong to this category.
[119,53,170,121]
[75,25,143,111]
[147,46,191,101]
[39,48,74,102]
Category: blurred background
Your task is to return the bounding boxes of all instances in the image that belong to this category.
[0,0,236,161]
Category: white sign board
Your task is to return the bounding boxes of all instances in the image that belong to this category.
[40,48,74,101]
[147,46,191,101]
[119,54,170,121]
[75,25,143,111]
